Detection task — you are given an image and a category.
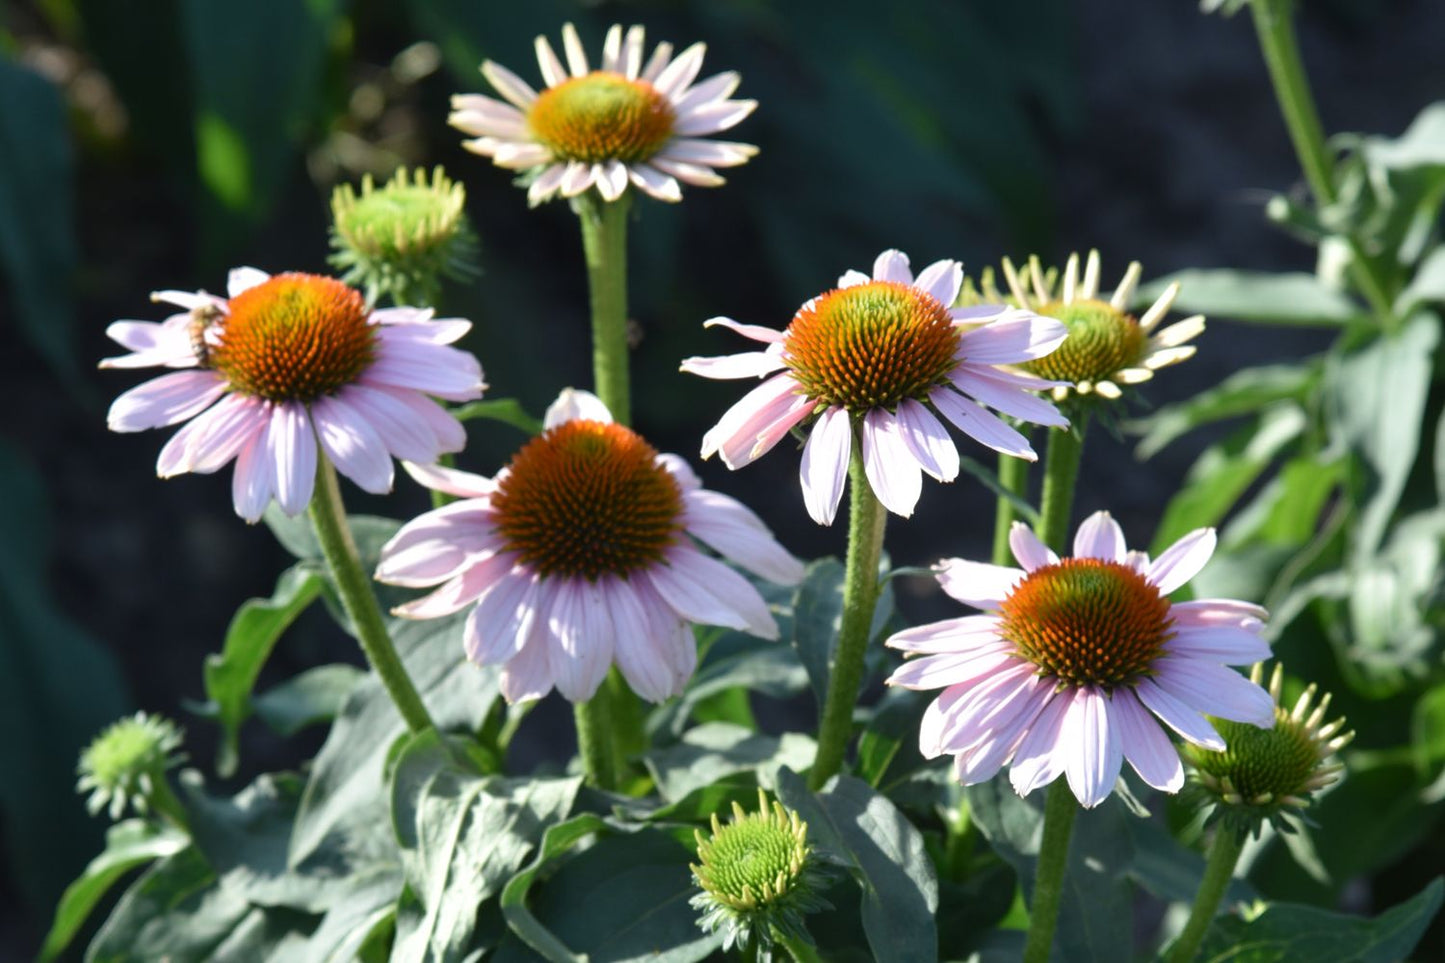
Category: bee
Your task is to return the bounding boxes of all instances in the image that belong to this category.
[188,303,226,367]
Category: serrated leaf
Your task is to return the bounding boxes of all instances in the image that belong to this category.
[1196,877,1443,963]
[1138,270,1363,327]
[203,563,324,776]
[40,820,188,962]
[775,769,939,963]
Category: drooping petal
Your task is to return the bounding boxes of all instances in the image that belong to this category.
[1110,690,1185,793]
[1134,678,1225,750]
[607,579,679,702]
[1153,659,1276,728]
[269,402,317,516]
[1007,691,1072,797]
[647,547,778,639]
[464,569,537,665]
[929,388,1037,461]
[312,395,394,494]
[107,371,227,432]
[799,406,851,526]
[861,408,923,518]
[1060,687,1123,808]
[230,416,275,522]
[895,398,960,482]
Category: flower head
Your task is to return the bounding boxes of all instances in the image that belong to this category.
[690,789,832,957]
[77,712,185,820]
[885,511,1277,808]
[1182,662,1353,835]
[102,268,486,521]
[374,389,804,704]
[1000,250,1203,401]
[682,249,1070,525]
[329,166,479,306]
[450,22,757,205]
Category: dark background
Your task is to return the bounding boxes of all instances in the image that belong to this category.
[2,0,1443,958]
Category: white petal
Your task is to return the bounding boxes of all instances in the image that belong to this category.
[1147,528,1217,595]
[543,388,612,428]
[861,409,922,518]
[930,389,1037,460]
[914,259,962,307]
[560,23,589,77]
[799,406,851,526]
[653,41,705,98]
[872,249,913,284]
[895,398,959,482]
[270,402,317,516]
[1073,510,1127,562]
[1061,687,1122,809]
[1009,522,1057,572]
[935,559,1025,610]
[534,36,568,87]
[481,60,539,108]
[227,267,269,297]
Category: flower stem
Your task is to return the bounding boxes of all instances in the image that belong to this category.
[1248,0,1396,326]
[309,456,437,733]
[575,191,633,425]
[810,446,888,790]
[777,932,825,963]
[147,772,190,834]
[1021,780,1079,963]
[572,190,639,790]
[992,443,1032,566]
[1037,418,1087,552]
[1165,828,1246,963]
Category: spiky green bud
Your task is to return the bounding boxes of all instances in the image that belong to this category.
[76,712,185,821]
[329,165,479,307]
[1182,663,1354,837]
[689,789,832,959]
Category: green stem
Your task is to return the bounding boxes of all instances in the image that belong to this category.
[572,698,619,790]
[1165,829,1246,963]
[572,190,639,790]
[993,443,1032,566]
[1037,420,1086,552]
[147,771,191,834]
[309,456,437,733]
[575,191,633,425]
[776,932,824,963]
[1021,780,1079,963]
[809,446,888,790]
[1248,0,1396,326]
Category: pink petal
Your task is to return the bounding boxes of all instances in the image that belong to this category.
[465,570,537,665]
[895,398,960,482]
[628,165,682,202]
[1171,599,1270,626]
[1165,625,1271,664]
[312,396,394,494]
[1009,522,1058,572]
[950,364,1069,427]
[914,259,962,307]
[799,406,851,526]
[269,402,317,516]
[1073,511,1127,562]
[657,453,702,491]
[1061,687,1122,809]
[701,316,786,344]
[1134,679,1225,750]
[653,42,705,98]
[837,269,871,288]
[547,579,614,702]
[1007,691,1072,796]
[646,547,778,639]
[543,388,612,428]
[953,680,1052,783]
[107,371,226,432]
[872,249,913,284]
[480,60,539,109]
[1154,659,1275,728]
[679,350,786,380]
[608,580,678,702]
[499,594,556,704]
[402,460,495,499]
[1111,690,1185,793]
[861,409,922,518]
[337,385,450,463]
[700,373,803,468]
[886,615,1007,654]
[230,416,275,523]
[393,552,512,618]
[956,311,1068,363]
[934,559,1025,610]
[684,492,804,586]
[1147,528,1217,595]
[156,394,264,477]
[671,71,740,113]
[929,388,1037,460]
[886,648,1016,691]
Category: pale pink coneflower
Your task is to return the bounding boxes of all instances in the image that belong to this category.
[374,389,804,705]
[449,22,757,205]
[886,511,1276,809]
[681,249,1071,525]
[102,268,485,521]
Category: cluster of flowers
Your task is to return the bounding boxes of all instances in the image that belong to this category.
[100,20,1335,824]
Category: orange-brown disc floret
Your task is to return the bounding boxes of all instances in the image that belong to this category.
[1000,558,1174,690]
[491,420,684,581]
[210,273,375,403]
[783,281,960,412]
[527,73,676,164]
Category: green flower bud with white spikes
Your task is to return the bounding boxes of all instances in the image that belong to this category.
[690,789,833,959]
[1182,663,1354,837]
[329,165,479,307]
[76,712,187,825]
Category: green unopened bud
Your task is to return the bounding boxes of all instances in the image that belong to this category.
[690,789,832,959]
[76,712,186,822]
[1183,663,1354,837]
[329,165,479,307]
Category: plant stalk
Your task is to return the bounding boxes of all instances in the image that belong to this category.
[1165,828,1246,963]
[309,456,437,734]
[993,444,1032,566]
[1021,780,1079,963]
[809,446,888,790]
[1249,0,1396,325]
[1036,419,1086,552]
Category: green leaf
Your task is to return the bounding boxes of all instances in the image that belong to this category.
[0,58,80,385]
[388,732,581,963]
[1138,269,1364,327]
[1130,363,1319,459]
[289,610,501,867]
[203,563,324,776]
[1225,453,1348,549]
[1327,312,1440,557]
[648,628,809,741]
[791,557,895,703]
[775,769,939,963]
[262,506,401,571]
[1395,244,1445,316]
[40,820,188,962]
[1196,877,1443,963]
[643,723,816,804]
[251,663,366,738]
[509,827,720,963]
[178,0,343,258]
[964,779,1134,962]
[1149,405,1306,553]
[451,398,544,436]
[855,688,929,789]
[499,813,606,963]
